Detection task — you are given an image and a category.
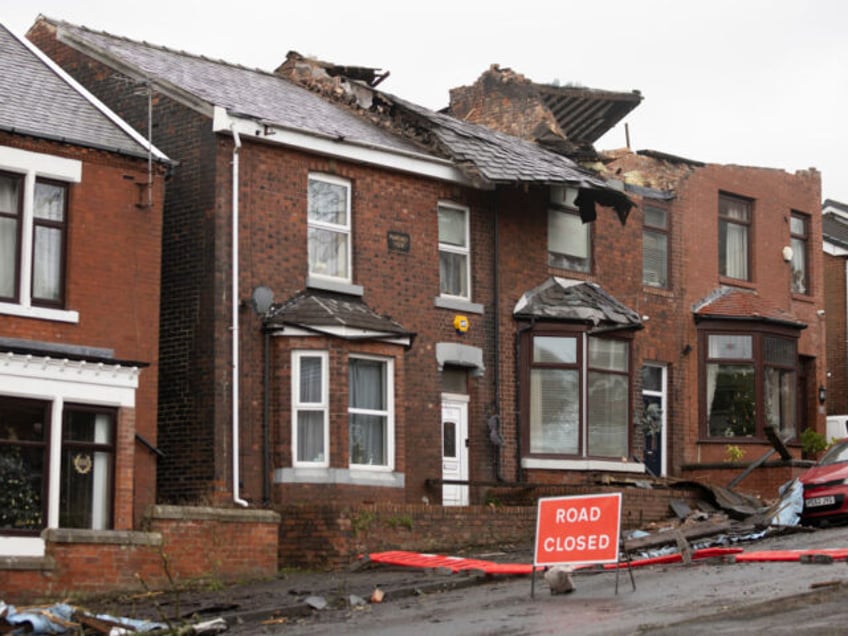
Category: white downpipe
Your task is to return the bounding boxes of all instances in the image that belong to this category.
[231,126,248,507]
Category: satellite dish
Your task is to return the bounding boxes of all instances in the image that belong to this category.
[251,286,274,315]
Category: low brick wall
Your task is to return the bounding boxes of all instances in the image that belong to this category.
[681,461,814,499]
[0,506,280,604]
[277,484,702,570]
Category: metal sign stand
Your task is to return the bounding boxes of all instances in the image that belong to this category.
[614,537,637,594]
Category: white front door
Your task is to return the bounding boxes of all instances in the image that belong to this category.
[441,396,469,506]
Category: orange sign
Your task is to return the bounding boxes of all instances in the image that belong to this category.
[534,493,622,566]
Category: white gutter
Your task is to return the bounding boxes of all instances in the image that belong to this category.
[231,125,248,508]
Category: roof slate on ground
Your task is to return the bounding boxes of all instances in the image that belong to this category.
[0,23,151,158]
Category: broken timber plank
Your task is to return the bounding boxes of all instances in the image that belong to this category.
[623,520,731,553]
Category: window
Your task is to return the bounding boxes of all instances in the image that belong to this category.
[0,172,68,307]
[718,194,751,281]
[292,351,329,466]
[438,203,470,299]
[549,186,590,272]
[790,212,809,294]
[308,174,351,282]
[348,356,394,468]
[642,205,668,287]
[526,333,630,458]
[60,407,115,530]
[0,397,114,534]
[704,331,798,440]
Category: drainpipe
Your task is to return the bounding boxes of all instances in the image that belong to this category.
[231,126,248,507]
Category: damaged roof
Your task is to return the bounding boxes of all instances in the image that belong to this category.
[266,290,415,346]
[513,276,642,331]
[0,22,165,161]
[693,287,806,328]
[35,17,424,156]
[36,17,633,222]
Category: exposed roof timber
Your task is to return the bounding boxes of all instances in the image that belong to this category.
[538,86,642,143]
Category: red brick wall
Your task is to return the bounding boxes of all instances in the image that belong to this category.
[276,485,702,569]
[0,129,164,528]
[0,506,280,604]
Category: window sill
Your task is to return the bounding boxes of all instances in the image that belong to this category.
[522,457,645,473]
[306,276,363,297]
[718,277,756,290]
[434,296,484,314]
[0,302,79,323]
[274,467,405,488]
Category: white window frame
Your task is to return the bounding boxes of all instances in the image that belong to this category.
[548,186,591,273]
[291,350,329,468]
[348,354,395,472]
[307,173,352,284]
[438,201,471,301]
[0,146,80,323]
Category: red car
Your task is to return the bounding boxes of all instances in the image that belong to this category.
[800,438,848,526]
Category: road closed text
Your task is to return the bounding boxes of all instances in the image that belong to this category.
[535,494,621,566]
[542,505,611,553]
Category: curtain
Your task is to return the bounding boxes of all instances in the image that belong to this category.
[0,177,19,298]
[349,360,387,466]
[296,356,324,463]
[529,368,579,454]
[587,372,628,457]
[724,223,748,279]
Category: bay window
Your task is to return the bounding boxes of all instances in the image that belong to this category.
[704,330,798,440]
[526,332,630,459]
[292,351,329,466]
[349,356,393,468]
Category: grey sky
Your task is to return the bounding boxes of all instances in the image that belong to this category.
[4,0,847,204]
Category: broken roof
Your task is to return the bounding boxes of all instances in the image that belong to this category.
[693,287,806,328]
[35,17,423,156]
[35,17,633,222]
[513,276,642,331]
[265,290,415,347]
[448,64,642,145]
[0,22,166,161]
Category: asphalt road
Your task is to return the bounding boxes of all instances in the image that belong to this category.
[236,524,848,635]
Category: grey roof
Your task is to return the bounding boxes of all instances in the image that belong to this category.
[48,19,425,156]
[823,212,848,250]
[45,18,633,220]
[266,290,415,344]
[0,23,157,159]
[513,276,642,331]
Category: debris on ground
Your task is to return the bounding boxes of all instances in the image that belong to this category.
[0,600,231,635]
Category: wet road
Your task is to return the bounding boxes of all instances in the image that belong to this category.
[238,525,848,635]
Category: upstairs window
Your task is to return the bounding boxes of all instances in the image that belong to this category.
[0,172,67,307]
[438,203,470,299]
[549,186,590,273]
[308,174,351,282]
[718,194,751,281]
[790,212,809,295]
[642,205,669,288]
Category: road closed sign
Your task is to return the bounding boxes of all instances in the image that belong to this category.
[534,493,622,566]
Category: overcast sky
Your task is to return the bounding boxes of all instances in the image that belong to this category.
[5,1,847,204]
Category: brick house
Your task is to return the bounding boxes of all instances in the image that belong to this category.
[27,18,648,517]
[822,199,848,438]
[0,22,168,560]
[446,65,826,493]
